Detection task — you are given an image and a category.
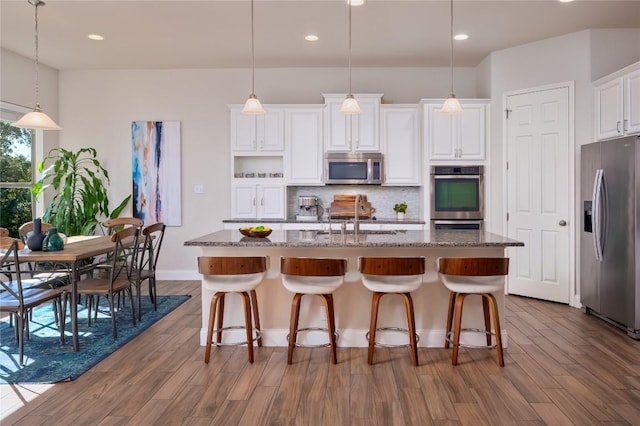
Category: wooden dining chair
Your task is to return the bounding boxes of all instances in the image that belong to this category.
[102,217,144,235]
[0,227,9,237]
[63,227,140,338]
[131,222,166,320]
[0,239,65,365]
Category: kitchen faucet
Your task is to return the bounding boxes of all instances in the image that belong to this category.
[354,193,366,236]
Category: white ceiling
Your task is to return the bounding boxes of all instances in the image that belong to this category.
[1,0,639,71]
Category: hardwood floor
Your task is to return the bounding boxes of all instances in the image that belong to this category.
[2,280,640,425]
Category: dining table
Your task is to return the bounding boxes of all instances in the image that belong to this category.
[16,235,118,351]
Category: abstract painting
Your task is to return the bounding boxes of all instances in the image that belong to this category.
[132,121,181,226]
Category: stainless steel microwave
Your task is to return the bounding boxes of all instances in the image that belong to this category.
[324,152,383,185]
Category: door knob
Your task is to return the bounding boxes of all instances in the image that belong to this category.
[559,220,567,226]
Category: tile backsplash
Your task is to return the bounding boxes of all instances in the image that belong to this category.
[287,186,423,220]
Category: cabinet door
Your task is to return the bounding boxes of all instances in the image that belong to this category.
[425,104,456,160]
[458,103,486,160]
[231,110,256,152]
[258,109,285,151]
[232,184,257,218]
[258,184,285,219]
[381,106,421,185]
[324,100,351,152]
[595,77,624,140]
[285,108,324,185]
[624,69,640,135]
[353,98,380,152]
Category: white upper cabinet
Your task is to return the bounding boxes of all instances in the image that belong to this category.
[594,62,640,140]
[423,100,489,162]
[230,106,284,153]
[231,183,285,219]
[323,94,382,152]
[284,107,325,185]
[381,105,421,186]
[624,68,640,135]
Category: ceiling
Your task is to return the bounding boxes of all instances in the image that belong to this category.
[1,0,639,71]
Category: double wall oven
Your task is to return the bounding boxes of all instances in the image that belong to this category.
[430,165,484,230]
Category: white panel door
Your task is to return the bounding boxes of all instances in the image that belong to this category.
[506,86,570,303]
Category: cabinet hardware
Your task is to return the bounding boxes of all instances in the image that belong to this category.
[623,119,628,131]
[617,121,621,133]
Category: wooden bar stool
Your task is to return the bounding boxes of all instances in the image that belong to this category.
[198,256,268,364]
[358,257,425,366]
[280,257,347,364]
[436,257,510,367]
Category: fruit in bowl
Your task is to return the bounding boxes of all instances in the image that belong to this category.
[239,225,272,238]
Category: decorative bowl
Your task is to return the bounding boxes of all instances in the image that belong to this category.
[239,228,272,238]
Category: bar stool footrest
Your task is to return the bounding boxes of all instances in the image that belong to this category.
[446,328,497,349]
[287,327,339,348]
[211,325,262,347]
[366,327,420,349]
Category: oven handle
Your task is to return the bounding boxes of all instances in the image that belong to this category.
[432,175,481,179]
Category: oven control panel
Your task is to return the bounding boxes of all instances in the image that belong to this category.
[431,165,483,175]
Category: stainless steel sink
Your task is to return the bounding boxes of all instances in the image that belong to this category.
[315,230,397,235]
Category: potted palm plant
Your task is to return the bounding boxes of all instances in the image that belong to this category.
[393,202,408,221]
[33,147,131,236]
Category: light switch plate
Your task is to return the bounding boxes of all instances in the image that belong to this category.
[194,184,204,194]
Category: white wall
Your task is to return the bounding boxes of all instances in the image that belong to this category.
[589,28,640,81]
[56,66,476,276]
[0,48,60,162]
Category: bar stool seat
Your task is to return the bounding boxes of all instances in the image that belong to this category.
[198,256,268,364]
[436,257,509,367]
[280,257,347,365]
[359,257,425,366]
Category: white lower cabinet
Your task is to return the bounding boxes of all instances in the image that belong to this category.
[231,183,285,219]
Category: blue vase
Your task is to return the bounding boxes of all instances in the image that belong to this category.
[26,218,45,251]
[43,227,64,251]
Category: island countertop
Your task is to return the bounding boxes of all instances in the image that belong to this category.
[184,229,524,248]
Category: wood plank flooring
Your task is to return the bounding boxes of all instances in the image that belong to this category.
[2,280,640,425]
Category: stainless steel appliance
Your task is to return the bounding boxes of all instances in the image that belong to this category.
[296,196,322,222]
[324,152,383,185]
[581,135,640,339]
[430,165,484,229]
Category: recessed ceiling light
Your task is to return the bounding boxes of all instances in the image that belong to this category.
[558,0,575,3]
[454,33,469,41]
[305,34,319,42]
[88,34,104,41]
[347,0,365,6]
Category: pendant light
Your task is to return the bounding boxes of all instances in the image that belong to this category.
[441,0,463,114]
[339,1,361,115]
[12,0,62,130]
[241,0,265,114]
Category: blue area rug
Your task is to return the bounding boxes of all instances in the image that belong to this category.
[0,294,190,384]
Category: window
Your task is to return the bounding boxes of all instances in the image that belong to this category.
[0,103,35,237]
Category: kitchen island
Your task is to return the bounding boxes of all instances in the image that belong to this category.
[185,229,524,348]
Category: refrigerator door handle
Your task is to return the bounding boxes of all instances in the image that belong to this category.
[592,169,605,261]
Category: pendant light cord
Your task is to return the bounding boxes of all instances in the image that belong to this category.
[348,2,352,95]
[31,0,42,110]
[250,0,256,96]
[449,0,454,95]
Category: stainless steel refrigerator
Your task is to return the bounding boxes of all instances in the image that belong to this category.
[581,135,640,339]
